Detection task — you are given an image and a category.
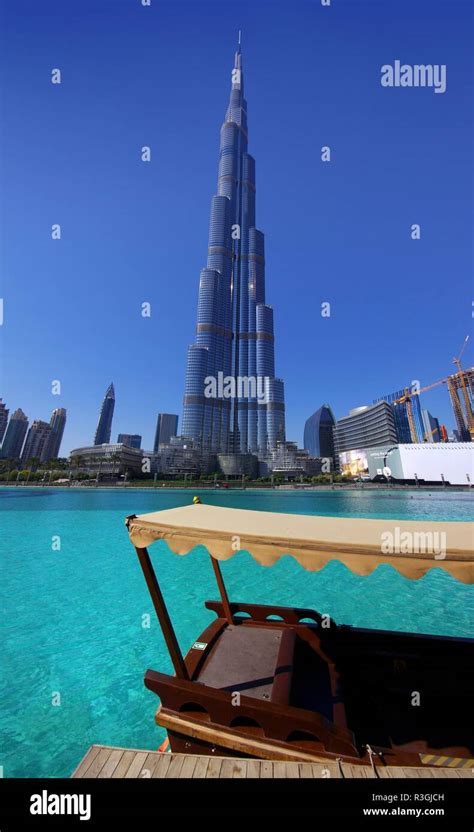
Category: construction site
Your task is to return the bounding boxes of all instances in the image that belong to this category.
[393,336,474,444]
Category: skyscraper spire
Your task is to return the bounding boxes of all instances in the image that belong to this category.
[94,383,115,445]
[182,45,286,457]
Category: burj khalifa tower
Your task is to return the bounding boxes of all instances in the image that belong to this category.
[182,39,286,456]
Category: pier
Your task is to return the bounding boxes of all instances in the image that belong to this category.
[72,745,472,779]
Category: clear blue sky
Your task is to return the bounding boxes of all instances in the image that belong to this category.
[1,0,472,454]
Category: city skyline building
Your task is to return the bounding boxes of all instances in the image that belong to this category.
[153,413,178,454]
[117,433,142,449]
[154,435,204,477]
[0,408,29,459]
[182,42,285,456]
[422,409,441,443]
[21,420,52,464]
[334,402,398,460]
[70,443,143,477]
[93,383,115,445]
[0,400,9,444]
[303,405,335,459]
[375,390,424,444]
[48,407,67,459]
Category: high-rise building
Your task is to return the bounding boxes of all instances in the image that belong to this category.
[182,42,285,456]
[334,402,398,457]
[375,390,424,443]
[48,407,67,459]
[0,400,9,444]
[94,383,115,445]
[117,433,142,449]
[21,420,52,464]
[303,405,335,459]
[0,408,28,459]
[153,414,178,454]
[447,368,474,442]
[421,409,440,443]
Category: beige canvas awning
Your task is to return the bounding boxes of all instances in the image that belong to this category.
[126,503,474,584]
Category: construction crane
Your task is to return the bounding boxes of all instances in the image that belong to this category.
[393,338,474,443]
[393,378,447,443]
[451,336,474,440]
[423,424,440,442]
[453,335,469,372]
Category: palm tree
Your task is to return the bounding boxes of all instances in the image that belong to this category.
[3,459,15,482]
[45,459,56,485]
[110,452,121,480]
[95,457,103,485]
[69,455,81,480]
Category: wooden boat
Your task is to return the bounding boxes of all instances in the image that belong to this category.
[126,502,474,770]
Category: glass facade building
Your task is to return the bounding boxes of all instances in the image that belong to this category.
[153,414,178,454]
[421,409,441,443]
[94,383,115,445]
[182,44,285,455]
[0,408,29,459]
[117,433,142,449]
[0,400,9,444]
[334,402,398,457]
[303,405,336,459]
[375,390,425,443]
[48,407,67,459]
[21,420,53,464]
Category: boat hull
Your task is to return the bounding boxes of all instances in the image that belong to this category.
[144,601,474,770]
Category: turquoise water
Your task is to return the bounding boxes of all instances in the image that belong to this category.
[1,487,473,778]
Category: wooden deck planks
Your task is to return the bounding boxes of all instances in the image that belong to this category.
[97,748,124,779]
[124,751,148,778]
[192,756,211,778]
[152,753,172,778]
[78,746,112,779]
[111,750,136,779]
[72,745,473,779]
[71,745,102,779]
[246,759,262,778]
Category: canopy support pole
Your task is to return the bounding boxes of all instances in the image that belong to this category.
[210,555,233,624]
[135,546,189,680]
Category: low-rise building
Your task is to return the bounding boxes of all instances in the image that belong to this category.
[339,442,473,486]
[217,453,259,479]
[70,443,143,477]
[152,437,214,477]
[260,441,330,480]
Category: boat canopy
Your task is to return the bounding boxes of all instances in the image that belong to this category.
[126,504,473,584]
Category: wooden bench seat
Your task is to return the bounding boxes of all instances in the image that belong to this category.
[196,624,295,706]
